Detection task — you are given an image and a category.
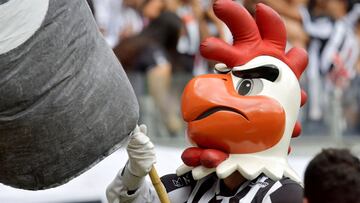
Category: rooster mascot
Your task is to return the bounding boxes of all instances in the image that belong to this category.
[106,0,308,202]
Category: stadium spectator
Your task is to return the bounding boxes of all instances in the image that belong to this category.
[93,0,145,47]
[304,148,360,203]
[300,0,359,132]
[94,0,165,48]
[113,11,183,137]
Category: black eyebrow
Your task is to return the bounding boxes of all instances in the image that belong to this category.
[232,65,279,82]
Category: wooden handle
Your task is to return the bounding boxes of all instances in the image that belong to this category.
[149,166,171,203]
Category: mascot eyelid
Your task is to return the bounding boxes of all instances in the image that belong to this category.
[214,63,231,74]
[232,65,279,82]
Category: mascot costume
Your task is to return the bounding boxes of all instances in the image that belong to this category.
[106,0,308,203]
[0,0,138,190]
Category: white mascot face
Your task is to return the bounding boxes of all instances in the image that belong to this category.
[177,0,308,183]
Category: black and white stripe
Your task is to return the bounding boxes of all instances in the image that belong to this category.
[160,173,303,203]
[301,4,360,76]
[300,5,360,120]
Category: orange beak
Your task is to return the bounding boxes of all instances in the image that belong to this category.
[181,74,285,154]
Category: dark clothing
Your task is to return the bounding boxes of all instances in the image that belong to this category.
[134,45,169,73]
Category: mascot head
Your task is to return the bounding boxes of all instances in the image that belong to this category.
[177,0,308,183]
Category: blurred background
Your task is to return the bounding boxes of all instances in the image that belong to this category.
[1,0,360,202]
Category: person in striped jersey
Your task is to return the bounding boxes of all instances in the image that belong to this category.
[300,0,360,121]
[106,0,308,202]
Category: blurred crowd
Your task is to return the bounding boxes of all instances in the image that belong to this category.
[89,0,360,138]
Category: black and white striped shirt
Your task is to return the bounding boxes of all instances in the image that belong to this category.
[300,4,360,77]
[160,172,303,203]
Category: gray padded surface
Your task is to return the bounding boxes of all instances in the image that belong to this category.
[0,0,139,190]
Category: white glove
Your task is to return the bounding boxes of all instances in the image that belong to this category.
[127,124,156,177]
[119,124,156,191]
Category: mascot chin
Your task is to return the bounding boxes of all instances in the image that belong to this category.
[106,0,308,203]
[0,0,138,190]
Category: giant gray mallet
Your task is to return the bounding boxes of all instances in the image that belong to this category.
[0,0,138,190]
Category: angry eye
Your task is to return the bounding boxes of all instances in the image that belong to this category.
[237,78,263,96]
[237,79,252,95]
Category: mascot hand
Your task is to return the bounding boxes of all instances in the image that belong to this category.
[127,124,156,177]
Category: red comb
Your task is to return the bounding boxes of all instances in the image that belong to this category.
[200,0,308,80]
